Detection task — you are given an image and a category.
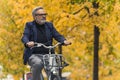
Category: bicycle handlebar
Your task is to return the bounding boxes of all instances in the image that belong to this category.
[32,42,62,49]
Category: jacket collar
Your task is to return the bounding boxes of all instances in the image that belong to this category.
[31,21,50,42]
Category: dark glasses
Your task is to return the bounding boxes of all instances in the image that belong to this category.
[35,13,48,16]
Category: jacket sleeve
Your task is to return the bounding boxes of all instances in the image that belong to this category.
[21,23,31,46]
[50,23,66,43]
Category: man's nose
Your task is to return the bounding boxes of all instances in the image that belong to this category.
[42,15,46,17]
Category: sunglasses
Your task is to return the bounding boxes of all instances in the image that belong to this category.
[35,13,48,16]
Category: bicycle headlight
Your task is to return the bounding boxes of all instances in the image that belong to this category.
[52,70,58,75]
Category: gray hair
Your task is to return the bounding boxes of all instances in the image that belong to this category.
[32,6,43,17]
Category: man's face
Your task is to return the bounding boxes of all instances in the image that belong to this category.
[34,9,47,25]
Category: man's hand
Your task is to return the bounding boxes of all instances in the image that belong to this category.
[26,41,34,47]
[63,40,71,46]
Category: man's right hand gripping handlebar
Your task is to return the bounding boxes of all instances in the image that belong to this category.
[26,41,35,48]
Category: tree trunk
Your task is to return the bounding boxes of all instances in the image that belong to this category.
[93,25,100,80]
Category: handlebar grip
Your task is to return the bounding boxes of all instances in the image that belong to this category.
[34,43,37,46]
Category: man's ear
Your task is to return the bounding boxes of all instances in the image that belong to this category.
[34,17,36,20]
[33,16,36,20]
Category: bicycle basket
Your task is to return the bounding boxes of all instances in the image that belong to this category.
[43,54,66,69]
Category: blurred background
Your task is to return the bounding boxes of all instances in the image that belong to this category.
[1,0,120,80]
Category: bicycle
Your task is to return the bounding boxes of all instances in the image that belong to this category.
[26,42,69,80]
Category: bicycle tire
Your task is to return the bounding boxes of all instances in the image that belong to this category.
[48,74,61,80]
[52,75,61,80]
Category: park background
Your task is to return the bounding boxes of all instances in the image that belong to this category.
[1,0,120,80]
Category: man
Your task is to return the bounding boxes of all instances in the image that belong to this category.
[21,7,71,80]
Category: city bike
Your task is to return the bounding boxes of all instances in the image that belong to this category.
[26,42,69,80]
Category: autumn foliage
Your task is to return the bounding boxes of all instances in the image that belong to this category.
[1,0,120,80]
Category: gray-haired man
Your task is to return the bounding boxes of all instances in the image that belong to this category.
[21,7,71,80]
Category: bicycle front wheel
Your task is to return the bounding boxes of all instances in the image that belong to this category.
[52,75,61,80]
[48,74,61,80]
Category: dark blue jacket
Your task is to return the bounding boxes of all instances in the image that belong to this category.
[21,21,66,65]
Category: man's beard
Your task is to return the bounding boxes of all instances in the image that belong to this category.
[36,19,46,25]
